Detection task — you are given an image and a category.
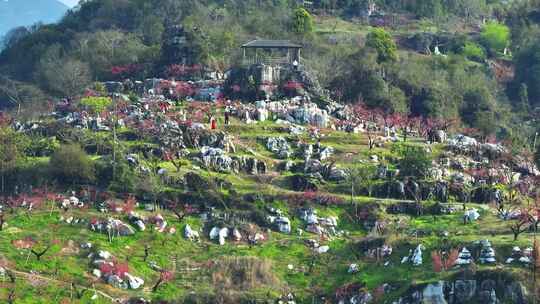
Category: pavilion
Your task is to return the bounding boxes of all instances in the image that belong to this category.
[241,39,302,66]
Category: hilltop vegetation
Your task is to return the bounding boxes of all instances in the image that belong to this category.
[0,0,539,139]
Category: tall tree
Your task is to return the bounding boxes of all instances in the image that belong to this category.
[480,21,510,55]
[292,8,314,36]
[49,144,95,185]
[37,45,91,98]
[366,28,398,64]
[515,41,540,105]
[534,142,540,168]
[0,127,27,194]
[0,76,47,113]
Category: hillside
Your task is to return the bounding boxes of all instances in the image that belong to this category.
[0,0,68,38]
[0,90,539,303]
[1,0,540,303]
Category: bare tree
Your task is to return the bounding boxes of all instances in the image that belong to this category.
[30,245,51,261]
[0,212,5,231]
[7,289,15,304]
[0,76,24,115]
[37,46,91,98]
[71,283,87,299]
[143,244,151,261]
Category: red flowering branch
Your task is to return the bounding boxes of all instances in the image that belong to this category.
[152,270,174,292]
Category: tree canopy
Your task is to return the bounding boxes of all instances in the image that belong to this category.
[292,8,314,36]
[365,28,397,64]
[49,144,95,184]
[480,21,510,55]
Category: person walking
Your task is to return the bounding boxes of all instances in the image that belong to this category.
[224,106,230,125]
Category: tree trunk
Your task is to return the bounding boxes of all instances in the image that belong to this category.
[152,278,163,293]
[350,184,354,205]
[144,246,150,261]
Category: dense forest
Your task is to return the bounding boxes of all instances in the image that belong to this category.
[1,0,540,146]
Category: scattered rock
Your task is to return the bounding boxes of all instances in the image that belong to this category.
[125,273,145,289]
[266,137,291,159]
[478,240,496,264]
[184,224,200,241]
[348,264,359,274]
[456,247,472,266]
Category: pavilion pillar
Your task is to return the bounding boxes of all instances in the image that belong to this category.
[287,48,290,63]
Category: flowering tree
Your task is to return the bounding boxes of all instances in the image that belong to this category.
[0,112,11,127]
[12,237,35,250]
[164,149,187,172]
[122,196,137,214]
[174,82,197,98]
[431,249,459,272]
[167,200,198,222]
[282,81,303,96]
[423,117,457,141]
[99,260,130,279]
[351,103,384,149]
[152,270,174,292]
[110,64,143,78]
[6,189,52,214]
[510,208,535,241]
[335,282,364,302]
[165,64,202,79]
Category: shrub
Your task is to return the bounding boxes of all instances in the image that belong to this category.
[287,191,345,206]
[212,256,280,291]
[95,159,138,193]
[366,28,398,63]
[79,96,112,114]
[292,8,313,36]
[25,135,59,157]
[393,144,432,180]
[461,42,486,62]
[49,144,95,184]
[480,22,510,55]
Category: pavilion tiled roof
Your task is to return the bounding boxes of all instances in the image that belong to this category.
[241,39,302,49]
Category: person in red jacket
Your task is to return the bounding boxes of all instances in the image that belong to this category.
[210,116,217,130]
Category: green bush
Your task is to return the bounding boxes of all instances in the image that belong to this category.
[292,8,314,36]
[461,42,486,62]
[25,136,60,157]
[49,144,95,184]
[366,28,398,63]
[79,96,112,114]
[480,22,510,55]
[393,144,432,180]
